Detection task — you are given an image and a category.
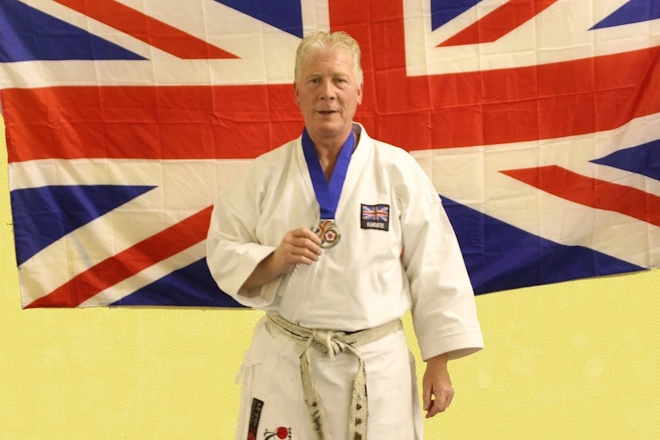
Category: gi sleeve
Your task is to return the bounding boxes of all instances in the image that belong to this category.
[205,167,281,309]
[399,158,484,361]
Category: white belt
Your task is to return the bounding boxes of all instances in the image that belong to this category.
[266,313,403,440]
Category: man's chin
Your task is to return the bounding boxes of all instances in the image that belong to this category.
[308,123,350,139]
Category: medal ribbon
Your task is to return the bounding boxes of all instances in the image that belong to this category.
[301,128,355,220]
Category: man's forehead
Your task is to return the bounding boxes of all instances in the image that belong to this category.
[301,48,354,72]
[302,48,353,66]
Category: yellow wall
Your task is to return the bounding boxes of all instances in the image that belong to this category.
[1,114,659,439]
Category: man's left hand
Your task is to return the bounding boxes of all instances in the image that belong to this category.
[422,353,454,418]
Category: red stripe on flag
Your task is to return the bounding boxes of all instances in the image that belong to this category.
[25,206,213,308]
[54,0,237,59]
[7,45,658,162]
[3,85,302,162]
[501,166,660,227]
[328,0,660,151]
[439,0,560,47]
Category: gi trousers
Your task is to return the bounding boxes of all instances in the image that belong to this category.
[234,316,423,440]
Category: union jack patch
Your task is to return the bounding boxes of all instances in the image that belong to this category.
[361,204,390,231]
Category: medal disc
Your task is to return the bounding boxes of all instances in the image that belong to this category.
[314,220,341,249]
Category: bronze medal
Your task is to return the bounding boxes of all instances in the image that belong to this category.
[314,219,341,249]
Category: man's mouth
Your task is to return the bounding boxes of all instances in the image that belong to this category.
[318,110,336,115]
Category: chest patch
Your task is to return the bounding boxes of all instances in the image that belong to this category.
[361,204,390,231]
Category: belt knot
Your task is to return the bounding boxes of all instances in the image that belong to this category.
[309,330,346,358]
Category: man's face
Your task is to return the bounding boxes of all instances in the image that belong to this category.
[294,48,363,144]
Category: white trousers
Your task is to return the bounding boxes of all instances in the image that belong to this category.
[234,317,423,440]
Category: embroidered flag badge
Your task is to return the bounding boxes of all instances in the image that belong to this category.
[361,204,390,231]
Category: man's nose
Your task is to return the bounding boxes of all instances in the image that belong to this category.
[320,80,336,100]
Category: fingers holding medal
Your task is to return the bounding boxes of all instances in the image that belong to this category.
[273,222,337,275]
[273,227,322,273]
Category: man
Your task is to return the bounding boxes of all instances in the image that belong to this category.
[206,31,483,440]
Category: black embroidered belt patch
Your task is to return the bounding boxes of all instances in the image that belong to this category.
[247,398,264,440]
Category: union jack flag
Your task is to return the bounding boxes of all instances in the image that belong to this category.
[362,205,390,222]
[1,0,658,308]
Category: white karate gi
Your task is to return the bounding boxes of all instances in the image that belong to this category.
[207,123,483,440]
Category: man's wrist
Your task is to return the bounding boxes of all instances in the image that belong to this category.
[426,352,449,366]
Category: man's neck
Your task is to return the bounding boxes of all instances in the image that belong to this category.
[316,146,340,182]
[309,130,353,181]
[310,134,346,158]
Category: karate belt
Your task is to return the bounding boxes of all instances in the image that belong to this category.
[265,313,403,440]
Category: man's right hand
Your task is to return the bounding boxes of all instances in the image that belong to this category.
[240,228,322,292]
[271,227,323,274]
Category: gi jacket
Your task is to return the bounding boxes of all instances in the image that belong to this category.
[207,123,483,361]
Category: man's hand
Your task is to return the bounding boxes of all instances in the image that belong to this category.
[270,227,323,274]
[422,353,454,418]
[241,228,322,291]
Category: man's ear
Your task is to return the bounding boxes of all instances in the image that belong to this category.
[293,83,300,105]
[357,83,364,105]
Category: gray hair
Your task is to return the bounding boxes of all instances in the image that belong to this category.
[294,31,363,85]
